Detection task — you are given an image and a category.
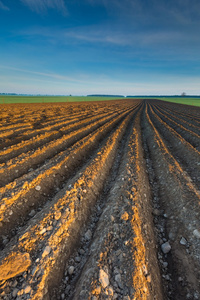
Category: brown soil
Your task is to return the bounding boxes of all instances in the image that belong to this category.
[0,99,199,300]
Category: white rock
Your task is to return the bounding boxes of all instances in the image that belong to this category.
[24,286,31,294]
[68,266,75,275]
[35,185,41,191]
[42,246,51,258]
[39,228,46,235]
[193,229,200,238]
[161,242,171,254]
[180,237,187,245]
[99,269,109,288]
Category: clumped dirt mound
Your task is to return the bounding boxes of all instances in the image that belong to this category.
[0,99,199,300]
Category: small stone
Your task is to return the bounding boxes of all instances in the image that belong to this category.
[115,274,123,289]
[146,275,151,282]
[79,249,85,255]
[61,293,65,299]
[1,204,5,209]
[178,277,183,282]
[12,280,18,288]
[12,288,19,297]
[29,210,36,217]
[54,211,62,220]
[152,209,161,216]
[99,269,109,288]
[180,237,187,245]
[75,256,81,263]
[193,229,200,238]
[93,285,101,294]
[3,237,9,245]
[110,215,115,222]
[162,262,168,268]
[47,226,53,231]
[121,212,129,221]
[68,266,75,275]
[107,286,114,296]
[64,276,69,283]
[31,267,37,276]
[9,210,13,215]
[42,246,51,258]
[161,242,171,254]
[39,228,46,235]
[35,185,41,191]
[17,290,24,296]
[24,286,31,294]
[85,229,92,241]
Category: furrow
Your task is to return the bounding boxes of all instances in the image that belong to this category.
[158,102,200,124]
[151,104,200,149]
[148,104,200,188]
[59,107,163,300]
[0,110,126,186]
[0,111,123,164]
[0,111,97,150]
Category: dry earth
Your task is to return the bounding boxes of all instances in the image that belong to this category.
[0,99,199,300]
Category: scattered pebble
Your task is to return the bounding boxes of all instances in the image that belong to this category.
[107,286,114,296]
[180,237,187,245]
[24,285,31,294]
[68,266,75,275]
[35,185,41,191]
[193,229,200,238]
[42,246,51,258]
[54,211,62,220]
[161,242,171,254]
[85,229,92,241]
[162,261,168,268]
[29,209,36,217]
[99,269,109,288]
[75,256,81,263]
[79,249,85,255]
[39,228,47,235]
[115,273,123,289]
[12,288,19,298]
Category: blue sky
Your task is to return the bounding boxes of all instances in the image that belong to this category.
[0,0,200,95]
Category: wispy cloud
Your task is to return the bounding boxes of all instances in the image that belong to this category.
[20,0,67,15]
[0,1,9,11]
[0,65,98,84]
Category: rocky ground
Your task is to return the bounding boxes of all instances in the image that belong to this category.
[0,99,199,299]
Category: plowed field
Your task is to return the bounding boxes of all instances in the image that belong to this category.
[0,99,199,300]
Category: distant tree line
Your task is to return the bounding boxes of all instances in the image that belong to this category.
[87,95,125,97]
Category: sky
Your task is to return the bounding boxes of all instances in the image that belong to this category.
[0,0,200,95]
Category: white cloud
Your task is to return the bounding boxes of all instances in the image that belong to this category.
[20,0,67,15]
[0,1,9,10]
